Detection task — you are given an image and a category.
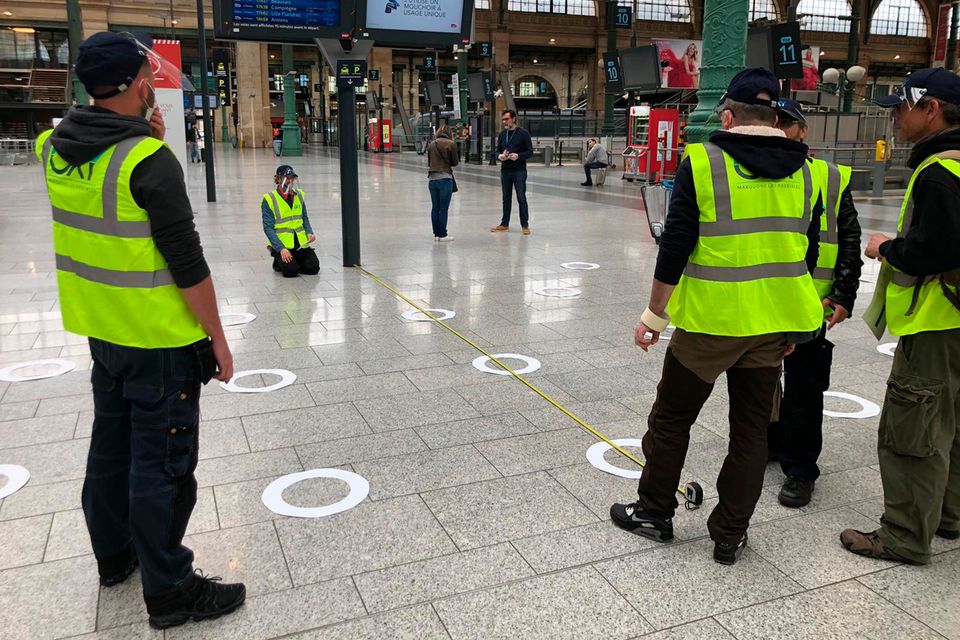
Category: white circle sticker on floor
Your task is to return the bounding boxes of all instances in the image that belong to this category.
[0,359,76,383]
[472,353,542,376]
[561,262,600,271]
[586,439,644,479]
[877,343,897,357]
[823,391,882,419]
[220,369,297,393]
[402,308,456,322]
[534,286,581,298]
[261,468,369,518]
[0,464,30,499]
[220,312,257,327]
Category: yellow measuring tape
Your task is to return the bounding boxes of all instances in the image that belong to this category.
[355,264,690,501]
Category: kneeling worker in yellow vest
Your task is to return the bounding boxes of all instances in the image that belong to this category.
[262,165,320,278]
[610,69,824,565]
[35,32,245,628]
[767,99,863,508]
[841,68,960,564]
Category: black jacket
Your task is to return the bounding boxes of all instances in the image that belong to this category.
[495,127,533,171]
[879,127,960,276]
[47,106,209,289]
[826,179,863,313]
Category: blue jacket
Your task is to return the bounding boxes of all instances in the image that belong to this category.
[262,189,314,251]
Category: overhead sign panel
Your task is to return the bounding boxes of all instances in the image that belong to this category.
[356,0,475,47]
[337,60,367,88]
[213,0,353,43]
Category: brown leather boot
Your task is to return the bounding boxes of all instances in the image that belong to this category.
[839,529,919,564]
[490,225,509,232]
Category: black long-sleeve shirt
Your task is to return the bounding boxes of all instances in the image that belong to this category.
[495,127,533,171]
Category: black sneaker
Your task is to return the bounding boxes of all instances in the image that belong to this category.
[936,527,960,540]
[98,550,139,587]
[610,501,674,541]
[778,477,815,508]
[146,570,246,630]
[581,181,593,186]
[714,534,748,565]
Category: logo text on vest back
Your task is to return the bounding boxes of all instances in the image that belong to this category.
[49,154,95,181]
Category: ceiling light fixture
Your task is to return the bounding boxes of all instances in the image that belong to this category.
[894,54,900,59]
[11,27,34,33]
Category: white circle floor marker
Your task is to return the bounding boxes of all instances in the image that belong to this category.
[220,312,257,327]
[402,308,456,322]
[561,262,600,271]
[472,353,541,376]
[261,468,369,518]
[221,369,297,393]
[534,286,581,298]
[877,342,897,357]
[0,465,30,499]
[823,391,882,419]
[586,439,644,479]
[0,359,76,383]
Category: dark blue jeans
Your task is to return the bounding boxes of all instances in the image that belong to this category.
[429,178,453,238]
[500,169,529,228]
[83,337,202,596]
[584,161,608,183]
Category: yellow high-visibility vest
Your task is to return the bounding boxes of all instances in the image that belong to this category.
[808,157,852,304]
[263,189,309,250]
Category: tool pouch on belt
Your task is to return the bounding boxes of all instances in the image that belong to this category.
[190,338,217,385]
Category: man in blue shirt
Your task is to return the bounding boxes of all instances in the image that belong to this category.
[491,109,534,235]
[261,165,320,277]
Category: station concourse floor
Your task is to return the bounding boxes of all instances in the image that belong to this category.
[0,145,957,640]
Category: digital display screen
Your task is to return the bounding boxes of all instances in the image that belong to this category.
[619,46,661,91]
[365,0,464,34]
[214,0,349,42]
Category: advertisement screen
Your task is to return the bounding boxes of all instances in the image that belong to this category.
[366,0,464,33]
[790,46,820,91]
[214,0,349,43]
[653,40,702,89]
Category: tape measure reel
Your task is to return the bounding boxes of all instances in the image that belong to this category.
[684,481,704,510]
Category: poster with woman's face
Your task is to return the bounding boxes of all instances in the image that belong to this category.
[653,40,703,89]
[790,46,821,91]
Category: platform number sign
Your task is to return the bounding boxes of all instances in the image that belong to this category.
[770,22,804,79]
[369,69,380,81]
[603,51,623,92]
[478,42,492,58]
[611,5,632,29]
[337,60,367,89]
[424,54,436,71]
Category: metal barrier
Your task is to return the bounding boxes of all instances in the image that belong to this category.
[0,138,34,165]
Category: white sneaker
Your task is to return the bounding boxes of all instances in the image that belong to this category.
[437,236,454,242]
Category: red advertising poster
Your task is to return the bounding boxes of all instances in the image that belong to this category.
[653,40,702,89]
[933,3,951,67]
[148,40,185,90]
[147,40,188,173]
[790,46,820,91]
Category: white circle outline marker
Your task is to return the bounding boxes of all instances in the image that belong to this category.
[220,369,297,394]
[472,353,542,376]
[823,391,882,419]
[561,262,600,271]
[877,343,897,357]
[0,464,30,499]
[220,312,257,327]
[402,308,456,322]
[534,286,581,298]
[0,359,76,383]
[586,439,644,479]
[261,468,369,518]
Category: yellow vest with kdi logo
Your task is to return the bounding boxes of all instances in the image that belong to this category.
[808,157,852,305]
[668,142,823,336]
[263,189,309,250]
[883,153,960,336]
[36,129,206,349]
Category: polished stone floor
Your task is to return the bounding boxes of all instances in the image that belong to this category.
[0,145,957,640]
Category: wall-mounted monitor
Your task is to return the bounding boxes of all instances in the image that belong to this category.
[355,0,474,47]
[619,46,661,92]
[365,91,381,110]
[467,71,494,102]
[213,0,355,43]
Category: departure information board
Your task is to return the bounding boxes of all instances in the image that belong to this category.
[214,0,351,43]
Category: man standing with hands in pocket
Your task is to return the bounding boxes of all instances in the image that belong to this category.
[491,109,534,235]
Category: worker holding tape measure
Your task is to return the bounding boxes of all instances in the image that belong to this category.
[610,69,825,565]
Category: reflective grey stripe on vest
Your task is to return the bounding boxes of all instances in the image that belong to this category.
[42,136,53,167]
[56,254,174,288]
[822,162,841,244]
[269,192,303,224]
[684,261,809,282]
[812,267,835,281]
[891,271,925,287]
[275,227,305,234]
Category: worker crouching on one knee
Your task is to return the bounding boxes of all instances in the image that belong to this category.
[262,165,320,277]
[610,68,825,566]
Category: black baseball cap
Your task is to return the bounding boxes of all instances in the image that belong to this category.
[718,68,780,108]
[776,98,807,125]
[276,165,297,178]
[76,32,152,99]
[875,67,960,107]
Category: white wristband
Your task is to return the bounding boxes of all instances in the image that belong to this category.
[641,308,670,333]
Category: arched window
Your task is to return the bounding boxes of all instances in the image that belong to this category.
[797,0,852,32]
[749,0,778,21]
[508,0,596,16]
[872,0,928,37]
[617,0,692,23]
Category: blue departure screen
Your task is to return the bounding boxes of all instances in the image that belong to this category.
[230,0,340,31]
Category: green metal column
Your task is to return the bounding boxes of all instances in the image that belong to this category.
[601,0,617,136]
[947,1,959,71]
[843,0,861,112]
[281,45,302,156]
[683,0,750,143]
[458,48,469,125]
[66,0,88,105]
[220,63,230,143]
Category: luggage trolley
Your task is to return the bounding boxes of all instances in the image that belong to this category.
[639,180,673,244]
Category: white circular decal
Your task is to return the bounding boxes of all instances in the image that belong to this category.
[221,369,297,393]
[261,468,369,518]
[823,391,882,419]
[402,308,456,322]
[534,286,581,298]
[472,353,542,376]
[561,262,600,271]
[220,312,257,327]
[0,359,76,383]
[586,439,644,479]
[877,342,897,357]
[0,464,30,499]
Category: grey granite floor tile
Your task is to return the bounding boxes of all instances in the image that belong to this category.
[634,619,736,640]
[43,509,89,562]
[0,555,99,640]
[233,346,322,371]
[306,372,417,405]
[415,413,540,449]
[353,543,534,613]
[0,514,51,570]
[199,418,251,460]
[474,428,599,476]
[0,479,82,521]
[520,399,639,432]
[286,605,451,640]
[433,565,651,640]
[187,486,221,535]
[715,580,945,640]
[512,520,659,574]
[545,366,658,402]
[0,437,89,485]
[858,550,960,640]
[421,472,598,550]
[0,399,38,422]
[287,362,366,384]
[69,622,161,640]
[354,388,481,431]
[199,385,316,421]
[596,539,804,630]
[36,394,93,416]
[761,466,884,514]
[1,369,92,403]
[241,403,371,451]
[296,429,428,467]
[195,448,302,488]
[352,445,502,500]
[311,339,411,365]
[276,494,458,585]
[187,521,292,597]
[357,352,454,375]
[402,362,490,392]
[456,378,576,416]
[96,570,148,629]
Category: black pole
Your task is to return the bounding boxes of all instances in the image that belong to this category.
[196,0,216,202]
[338,85,361,266]
[948,1,959,71]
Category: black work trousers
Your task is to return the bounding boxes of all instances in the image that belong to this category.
[271,246,320,278]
